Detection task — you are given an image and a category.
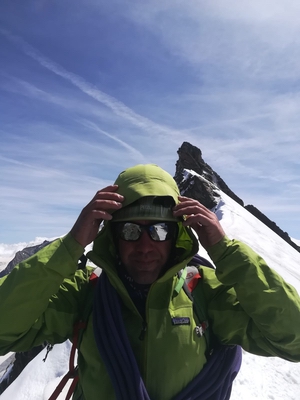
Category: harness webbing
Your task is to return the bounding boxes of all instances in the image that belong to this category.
[47,274,95,400]
[174,267,187,294]
[47,321,84,400]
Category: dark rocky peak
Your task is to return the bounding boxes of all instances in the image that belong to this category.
[175,142,244,206]
[0,240,52,278]
[175,169,220,210]
[174,141,300,254]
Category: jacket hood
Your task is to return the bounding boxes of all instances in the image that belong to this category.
[114,164,181,209]
[87,164,199,281]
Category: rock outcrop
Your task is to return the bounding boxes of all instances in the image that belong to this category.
[175,142,244,206]
[174,141,300,254]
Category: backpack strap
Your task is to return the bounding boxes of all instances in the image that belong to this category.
[78,254,88,270]
[177,254,216,356]
[48,365,79,400]
[189,269,212,353]
[47,267,100,400]
[47,319,82,400]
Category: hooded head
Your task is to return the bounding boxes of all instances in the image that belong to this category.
[88,164,199,278]
[112,164,181,213]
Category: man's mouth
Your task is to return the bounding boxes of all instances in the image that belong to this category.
[133,258,158,265]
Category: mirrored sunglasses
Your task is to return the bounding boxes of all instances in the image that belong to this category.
[115,222,178,242]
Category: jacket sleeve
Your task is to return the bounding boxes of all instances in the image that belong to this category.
[0,233,88,355]
[202,236,300,362]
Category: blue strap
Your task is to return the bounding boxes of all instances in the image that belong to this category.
[93,272,150,400]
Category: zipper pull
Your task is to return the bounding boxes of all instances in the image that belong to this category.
[139,320,147,340]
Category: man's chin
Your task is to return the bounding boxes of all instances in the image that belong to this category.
[129,263,161,284]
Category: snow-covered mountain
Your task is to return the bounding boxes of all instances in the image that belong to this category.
[0,169,300,400]
[0,238,56,273]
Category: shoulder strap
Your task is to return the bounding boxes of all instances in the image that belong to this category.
[188,253,215,269]
[73,266,100,359]
[179,254,216,356]
[47,267,99,400]
[190,270,212,352]
[78,254,88,270]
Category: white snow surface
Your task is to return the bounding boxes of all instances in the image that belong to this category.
[292,237,300,247]
[0,343,73,400]
[1,189,300,399]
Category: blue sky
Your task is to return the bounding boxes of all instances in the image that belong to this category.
[1,0,300,244]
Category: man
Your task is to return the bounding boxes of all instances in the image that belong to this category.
[0,164,299,400]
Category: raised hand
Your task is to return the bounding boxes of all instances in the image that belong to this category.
[173,196,225,250]
[70,185,124,247]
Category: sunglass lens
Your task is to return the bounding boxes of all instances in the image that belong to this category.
[120,223,141,241]
[149,223,169,241]
[117,222,177,242]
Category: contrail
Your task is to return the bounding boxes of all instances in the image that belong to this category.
[79,120,145,161]
[0,28,182,140]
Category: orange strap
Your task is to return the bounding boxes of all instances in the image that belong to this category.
[48,321,86,400]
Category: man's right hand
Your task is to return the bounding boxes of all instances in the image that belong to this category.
[70,185,124,247]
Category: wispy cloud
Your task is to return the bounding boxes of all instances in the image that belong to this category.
[1,2,300,242]
[0,28,187,142]
[78,120,146,162]
[124,1,300,82]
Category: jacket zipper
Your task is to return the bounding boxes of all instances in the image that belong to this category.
[139,320,148,340]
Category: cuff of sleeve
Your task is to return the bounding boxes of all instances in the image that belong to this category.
[207,235,232,262]
[61,233,85,263]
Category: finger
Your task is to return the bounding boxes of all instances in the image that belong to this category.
[93,185,124,201]
[90,209,116,221]
[178,195,204,203]
[181,213,213,227]
[86,186,124,212]
[174,204,211,215]
[173,204,213,220]
[80,200,123,225]
[174,197,207,212]
[92,198,123,210]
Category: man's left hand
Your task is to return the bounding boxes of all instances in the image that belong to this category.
[173,196,225,250]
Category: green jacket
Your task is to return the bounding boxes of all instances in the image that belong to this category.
[0,164,300,400]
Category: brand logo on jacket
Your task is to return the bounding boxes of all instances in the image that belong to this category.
[171,317,190,326]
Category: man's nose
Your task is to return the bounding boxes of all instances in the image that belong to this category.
[137,230,154,251]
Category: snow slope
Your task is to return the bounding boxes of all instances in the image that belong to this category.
[1,189,300,399]
[292,238,300,247]
[216,192,300,400]
[0,343,72,400]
